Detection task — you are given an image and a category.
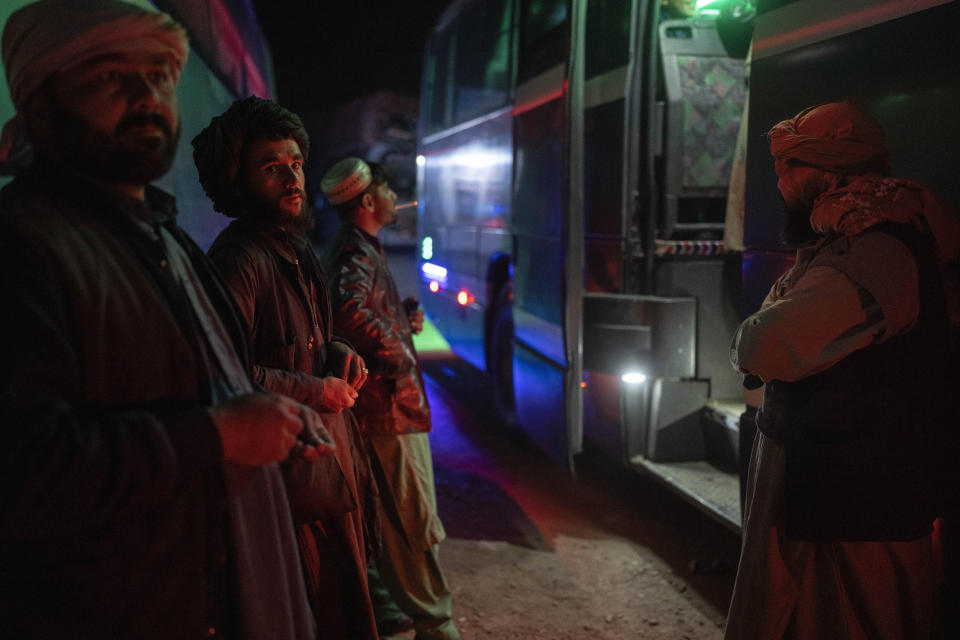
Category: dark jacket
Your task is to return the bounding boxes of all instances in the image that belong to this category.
[758,223,950,542]
[323,224,430,435]
[0,161,311,639]
[208,219,380,639]
[208,219,381,525]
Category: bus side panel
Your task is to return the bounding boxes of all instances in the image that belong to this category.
[746,2,960,273]
[419,112,514,371]
[580,94,628,459]
[583,96,627,293]
[512,92,569,463]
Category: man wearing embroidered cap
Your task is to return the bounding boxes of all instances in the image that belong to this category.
[724,101,960,639]
[0,2,321,639]
[322,158,461,640]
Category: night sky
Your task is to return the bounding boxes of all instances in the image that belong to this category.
[251,0,454,117]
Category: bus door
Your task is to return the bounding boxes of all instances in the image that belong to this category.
[582,11,747,458]
[647,15,746,463]
[509,0,589,470]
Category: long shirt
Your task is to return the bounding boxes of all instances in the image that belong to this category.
[0,160,313,640]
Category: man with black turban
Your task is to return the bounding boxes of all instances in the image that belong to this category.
[193,96,381,640]
[0,2,324,639]
[724,101,960,639]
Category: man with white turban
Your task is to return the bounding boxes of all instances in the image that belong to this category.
[0,2,322,638]
[321,158,462,640]
[724,101,960,639]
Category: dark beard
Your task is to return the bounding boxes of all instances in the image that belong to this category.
[246,190,316,233]
[48,98,178,184]
[780,196,817,246]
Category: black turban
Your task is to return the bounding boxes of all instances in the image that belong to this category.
[192,95,309,216]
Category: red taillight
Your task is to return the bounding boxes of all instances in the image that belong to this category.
[429,280,440,293]
[457,290,473,306]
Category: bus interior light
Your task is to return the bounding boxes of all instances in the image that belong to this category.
[621,371,648,384]
[429,280,440,293]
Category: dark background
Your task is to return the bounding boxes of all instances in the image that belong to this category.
[250,0,454,116]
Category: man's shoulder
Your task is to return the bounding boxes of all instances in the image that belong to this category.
[813,226,920,324]
[814,226,917,271]
[0,175,80,244]
[208,221,267,259]
[323,226,374,264]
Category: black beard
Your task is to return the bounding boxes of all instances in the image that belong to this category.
[48,98,178,184]
[780,196,818,246]
[245,190,316,233]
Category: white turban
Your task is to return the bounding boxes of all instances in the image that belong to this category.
[321,157,373,205]
[2,0,189,110]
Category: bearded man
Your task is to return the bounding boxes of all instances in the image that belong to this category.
[0,2,324,638]
[724,101,960,639]
[193,96,380,640]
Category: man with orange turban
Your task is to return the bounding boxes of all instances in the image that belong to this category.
[724,101,959,639]
[0,2,322,638]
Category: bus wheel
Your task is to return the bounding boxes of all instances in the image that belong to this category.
[489,285,517,428]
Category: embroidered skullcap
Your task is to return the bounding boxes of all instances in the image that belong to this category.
[192,96,309,217]
[2,0,189,110]
[768,101,890,176]
[321,157,372,205]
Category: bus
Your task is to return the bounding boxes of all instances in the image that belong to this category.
[415,0,959,532]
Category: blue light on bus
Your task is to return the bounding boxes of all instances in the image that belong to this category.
[421,236,434,260]
[421,262,448,283]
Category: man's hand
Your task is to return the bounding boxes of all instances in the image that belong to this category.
[318,376,358,412]
[403,297,424,334]
[211,392,332,466]
[327,341,368,390]
[292,405,337,462]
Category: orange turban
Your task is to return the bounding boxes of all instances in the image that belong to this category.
[0,0,187,172]
[2,0,188,110]
[768,101,891,176]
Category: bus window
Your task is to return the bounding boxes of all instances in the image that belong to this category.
[585,0,631,79]
[518,0,568,83]
[452,0,514,123]
[423,29,455,133]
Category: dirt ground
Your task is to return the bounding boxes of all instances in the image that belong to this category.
[440,535,725,640]
[390,357,741,640]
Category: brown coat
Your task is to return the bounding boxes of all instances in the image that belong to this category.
[323,224,430,435]
[208,218,379,640]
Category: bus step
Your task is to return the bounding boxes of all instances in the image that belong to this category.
[629,455,741,533]
[701,399,745,470]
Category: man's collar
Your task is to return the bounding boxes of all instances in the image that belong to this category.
[351,224,382,252]
[234,216,309,265]
[27,156,178,225]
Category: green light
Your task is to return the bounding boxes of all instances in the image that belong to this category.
[422,236,434,260]
[412,317,451,355]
